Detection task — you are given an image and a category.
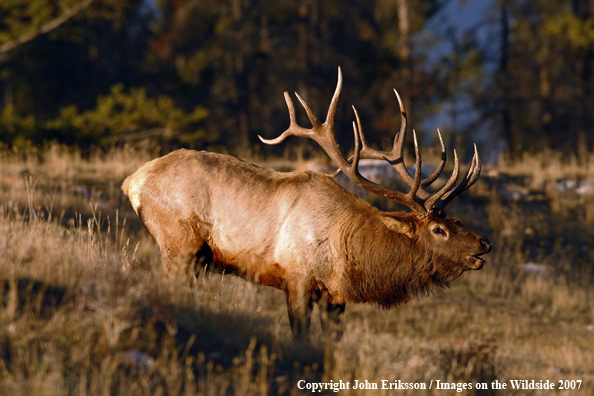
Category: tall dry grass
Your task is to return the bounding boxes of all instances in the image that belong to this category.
[0,143,593,395]
[496,150,594,186]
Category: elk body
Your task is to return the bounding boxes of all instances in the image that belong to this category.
[122,68,491,339]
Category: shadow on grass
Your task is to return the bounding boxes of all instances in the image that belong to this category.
[0,276,325,395]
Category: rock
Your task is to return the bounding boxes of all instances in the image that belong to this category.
[120,350,157,372]
[518,262,554,277]
[576,179,594,196]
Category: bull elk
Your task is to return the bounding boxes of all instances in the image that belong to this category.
[122,68,491,340]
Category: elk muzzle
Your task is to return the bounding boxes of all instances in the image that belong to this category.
[466,236,492,270]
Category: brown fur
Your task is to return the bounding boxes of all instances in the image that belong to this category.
[123,149,491,340]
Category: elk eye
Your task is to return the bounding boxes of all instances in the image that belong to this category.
[432,226,446,236]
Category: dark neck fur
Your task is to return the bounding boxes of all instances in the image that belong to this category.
[338,214,463,308]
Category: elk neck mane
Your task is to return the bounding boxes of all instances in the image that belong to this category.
[334,211,456,308]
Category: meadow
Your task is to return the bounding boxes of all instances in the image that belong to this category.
[0,142,593,395]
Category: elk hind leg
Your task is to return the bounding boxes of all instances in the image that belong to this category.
[160,238,205,279]
[148,218,209,280]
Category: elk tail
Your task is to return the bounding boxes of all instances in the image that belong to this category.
[121,175,132,196]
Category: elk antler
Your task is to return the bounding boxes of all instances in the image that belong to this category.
[348,93,481,213]
[258,67,481,215]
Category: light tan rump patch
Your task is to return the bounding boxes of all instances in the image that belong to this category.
[122,158,159,213]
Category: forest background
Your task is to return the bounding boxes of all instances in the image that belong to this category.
[2,0,594,159]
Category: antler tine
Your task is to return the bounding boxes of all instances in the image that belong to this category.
[406,130,422,199]
[351,120,361,174]
[258,92,313,144]
[295,92,322,130]
[326,67,343,126]
[387,89,417,188]
[387,88,406,158]
[424,149,460,211]
[326,106,364,177]
[433,145,481,211]
[421,128,447,188]
[469,144,482,185]
[327,167,342,178]
[350,106,371,168]
[392,89,407,156]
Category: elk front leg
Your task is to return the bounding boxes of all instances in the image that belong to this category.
[318,298,345,341]
[285,283,314,342]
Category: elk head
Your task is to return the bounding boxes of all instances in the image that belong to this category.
[259,67,491,284]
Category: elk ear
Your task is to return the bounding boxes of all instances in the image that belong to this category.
[381,215,414,239]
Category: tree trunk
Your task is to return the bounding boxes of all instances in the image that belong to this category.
[297,1,310,99]
[573,0,592,164]
[538,38,553,151]
[231,0,250,152]
[396,0,412,119]
[499,0,514,153]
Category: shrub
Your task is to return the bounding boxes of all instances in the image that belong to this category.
[43,84,211,148]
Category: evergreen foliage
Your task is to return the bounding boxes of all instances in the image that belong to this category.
[1,0,594,156]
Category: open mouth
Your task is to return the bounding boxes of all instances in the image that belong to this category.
[466,254,486,270]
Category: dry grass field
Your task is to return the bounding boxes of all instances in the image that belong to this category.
[1,143,593,395]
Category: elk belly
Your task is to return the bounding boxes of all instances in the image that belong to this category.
[211,250,287,290]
